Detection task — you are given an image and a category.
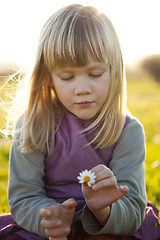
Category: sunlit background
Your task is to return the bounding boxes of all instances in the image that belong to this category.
[0,0,160,75]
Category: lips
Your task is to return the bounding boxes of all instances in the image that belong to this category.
[76,101,93,107]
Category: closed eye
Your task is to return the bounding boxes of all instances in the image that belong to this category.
[89,72,104,78]
[60,76,74,81]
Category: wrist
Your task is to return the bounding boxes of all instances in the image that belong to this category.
[92,205,111,226]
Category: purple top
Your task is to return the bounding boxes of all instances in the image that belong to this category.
[44,112,130,214]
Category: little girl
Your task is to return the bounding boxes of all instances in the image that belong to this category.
[0,4,159,240]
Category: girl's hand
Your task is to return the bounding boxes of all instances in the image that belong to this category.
[82,164,129,225]
[40,198,77,240]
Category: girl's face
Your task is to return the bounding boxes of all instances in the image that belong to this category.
[51,55,111,120]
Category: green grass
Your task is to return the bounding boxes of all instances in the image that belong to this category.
[0,78,12,213]
[0,141,10,213]
[127,77,160,208]
[0,76,160,214]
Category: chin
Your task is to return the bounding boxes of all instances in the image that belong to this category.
[76,114,96,120]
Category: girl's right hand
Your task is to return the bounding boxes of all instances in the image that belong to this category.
[82,164,129,225]
[40,198,77,240]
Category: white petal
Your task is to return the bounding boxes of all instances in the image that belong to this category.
[79,180,84,184]
[87,182,92,187]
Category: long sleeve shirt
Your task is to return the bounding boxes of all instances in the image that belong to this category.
[8,112,147,238]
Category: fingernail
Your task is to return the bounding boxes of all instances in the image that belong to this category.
[41,208,50,215]
[56,220,62,226]
[65,226,70,233]
[92,184,97,190]
[46,209,51,215]
[120,185,129,192]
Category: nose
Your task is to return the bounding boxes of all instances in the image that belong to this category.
[74,76,92,95]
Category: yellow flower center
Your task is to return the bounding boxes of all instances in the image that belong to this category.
[84,176,90,183]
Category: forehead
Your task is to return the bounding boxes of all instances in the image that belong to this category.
[53,54,109,72]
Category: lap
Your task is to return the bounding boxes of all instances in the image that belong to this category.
[0,202,159,240]
[78,234,137,240]
[0,213,44,240]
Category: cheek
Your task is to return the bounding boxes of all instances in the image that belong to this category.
[99,79,110,101]
[101,88,109,104]
[56,89,65,102]
[53,82,64,100]
[55,87,70,106]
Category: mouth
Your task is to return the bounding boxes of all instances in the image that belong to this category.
[76,101,93,107]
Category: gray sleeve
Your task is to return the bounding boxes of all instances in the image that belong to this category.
[8,140,57,238]
[82,117,147,235]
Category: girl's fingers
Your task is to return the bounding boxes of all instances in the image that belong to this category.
[39,207,54,218]
[119,185,129,195]
[41,218,70,239]
[92,175,117,191]
[45,225,71,239]
[40,218,62,229]
[91,165,129,198]
[62,198,77,210]
[91,165,114,182]
[91,164,108,175]
[40,204,62,218]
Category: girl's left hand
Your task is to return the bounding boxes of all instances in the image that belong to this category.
[82,164,129,225]
[40,198,77,240]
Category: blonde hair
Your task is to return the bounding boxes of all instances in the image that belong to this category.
[12,4,127,153]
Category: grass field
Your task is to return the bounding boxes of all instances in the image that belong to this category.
[0,75,160,214]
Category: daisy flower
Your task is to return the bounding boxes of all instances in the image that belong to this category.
[77,169,96,187]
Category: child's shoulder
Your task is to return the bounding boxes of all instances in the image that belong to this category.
[117,114,145,146]
[126,114,144,132]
